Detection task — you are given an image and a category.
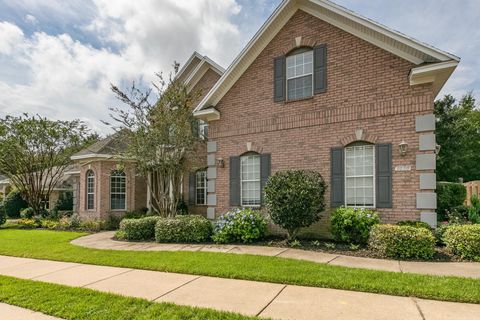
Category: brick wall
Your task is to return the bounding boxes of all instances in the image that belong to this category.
[208,10,435,236]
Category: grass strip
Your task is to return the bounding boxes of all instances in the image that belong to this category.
[0,275,257,319]
[0,229,479,304]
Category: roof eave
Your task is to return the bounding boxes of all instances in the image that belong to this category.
[409,61,459,98]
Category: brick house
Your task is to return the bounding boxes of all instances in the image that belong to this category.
[72,0,458,233]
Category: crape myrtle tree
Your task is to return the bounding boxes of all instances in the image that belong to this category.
[106,65,203,218]
[0,114,98,215]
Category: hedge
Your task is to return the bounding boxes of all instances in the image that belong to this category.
[331,207,380,244]
[155,215,212,243]
[369,224,436,260]
[117,216,160,241]
[437,182,467,221]
[443,224,480,260]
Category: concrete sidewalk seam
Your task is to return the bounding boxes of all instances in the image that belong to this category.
[152,275,202,301]
[273,248,290,257]
[30,264,80,280]
[256,284,287,317]
[326,255,341,264]
[398,261,404,273]
[80,269,134,288]
[411,298,426,320]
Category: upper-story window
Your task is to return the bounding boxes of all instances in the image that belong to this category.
[86,170,95,210]
[345,143,375,208]
[240,153,261,207]
[198,120,208,140]
[110,170,126,210]
[286,49,313,100]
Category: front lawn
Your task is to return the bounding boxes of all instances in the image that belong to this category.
[0,275,255,320]
[0,229,479,304]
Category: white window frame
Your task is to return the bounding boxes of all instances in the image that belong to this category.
[198,120,208,140]
[195,170,207,205]
[86,170,95,210]
[240,154,261,207]
[110,170,126,211]
[344,144,376,208]
[286,50,314,101]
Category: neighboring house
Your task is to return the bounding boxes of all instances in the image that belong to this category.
[464,181,480,205]
[0,167,77,210]
[73,0,459,233]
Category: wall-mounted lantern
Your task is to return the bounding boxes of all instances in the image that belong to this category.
[216,158,225,168]
[398,140,408,156]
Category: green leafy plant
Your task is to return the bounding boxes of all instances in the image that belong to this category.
[437,182,467,221]
[311,240,321,247]
[212,208,267,244]
[0,203,6,226]
[396,220,432,230]
[446,205,470,224]
[369,224,436,260]
[17,218,38,229]
[331,207,380,244]
[20,207,35,219]
[117,216,160,241]
[289,239,302,248]
[3,190,28,218]
[264,170,326,240]
[467,195,480,224]
[443,224,480,260]
[155,215,212,243]
[349,243,360,251]
[324,242,336,249]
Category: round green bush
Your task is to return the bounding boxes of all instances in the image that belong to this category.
[331,207,380,244]
[369,224,436,260]
[264,170,326,239]
[155,215,212,243]
[437,182,467,221]
[443,224,480,260]
[3,190,28,218]
[212,208,267,244]
[20,207,35,219]
[396,220,432,230]
[118,216,160,241]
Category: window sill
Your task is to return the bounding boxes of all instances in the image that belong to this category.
[283,96,314,104]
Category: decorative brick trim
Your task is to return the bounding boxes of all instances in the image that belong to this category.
[243,142,263,154]
[282,36,318,54]
[340,129,379,146]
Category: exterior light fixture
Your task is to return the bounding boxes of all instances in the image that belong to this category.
[398,140,408,156]
[216,158,225,168]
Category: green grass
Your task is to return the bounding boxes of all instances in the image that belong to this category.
[0,229,480,304]
[0,275,256,319]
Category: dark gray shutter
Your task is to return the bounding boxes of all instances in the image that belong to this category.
[260,153,271,205]
[188,172,196,205]
[376,144,393,208]
[230,156,240,206]
[313,44,327,94]
[331,147,344,207]
[274,56,286,102]
[192,120,199,138]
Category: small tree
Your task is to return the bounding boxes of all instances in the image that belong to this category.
[107,68,203,217]
[0,115,97,215]
[264,170,326,240]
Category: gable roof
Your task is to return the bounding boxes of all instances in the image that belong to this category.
[194,0,459,116]
[176,51,225,90]
[71,132,126,160]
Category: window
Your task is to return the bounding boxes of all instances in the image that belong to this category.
[86,170,95,210]
[196,170,207,205]
[41,194,49,210]
[345,144,375,207]
[110,170,126,210]
[198,120,208,140]
[286,49,313,100]
[240,154,261,206]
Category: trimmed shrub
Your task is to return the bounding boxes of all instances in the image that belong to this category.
[17,218,38,229]
[396,220,432,230]
[212,208,267,244]
[41,220,60,230]
[331,207,380,244]
[434,222,453,246]
[54,191,73,211]
[3,190,28,218]
[369,224,436,260]
[467,195,480,224]
[0,203,6,226]
[20,207,35,219]
[155,215,212,243]
[446,205,470,224]
[443,224,480,260]
[265,170,326,239]
[118,216,160,241]
[437,182,467,221]
[79,220,104,232]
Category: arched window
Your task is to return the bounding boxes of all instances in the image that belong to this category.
[345,142,375,207]
[86,170,95,210]
[240,153,261,207]
[110,170,126,210]
[286,47,313,100]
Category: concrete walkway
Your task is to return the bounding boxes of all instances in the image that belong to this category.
[1,255,479,320]
[0,303,61,320]
[72,232,480,279]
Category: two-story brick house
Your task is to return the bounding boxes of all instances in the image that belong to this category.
[72,0,458,234]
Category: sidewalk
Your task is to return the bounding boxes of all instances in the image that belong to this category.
[0,255,479,320]
[0,303,61,320]
[72,232,480,279]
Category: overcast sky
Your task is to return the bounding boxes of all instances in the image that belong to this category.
[0,0,478,135]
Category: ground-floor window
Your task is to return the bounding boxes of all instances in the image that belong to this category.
[86,170,95,210]
[240,153,261,207]
[345,143,375,207]
[110,170,126,210]
[195,170,207,205]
